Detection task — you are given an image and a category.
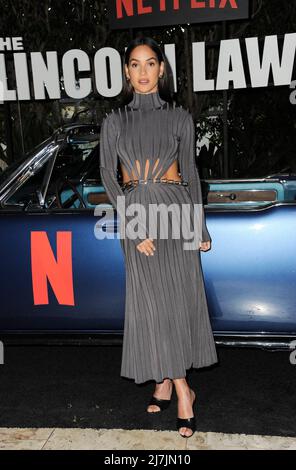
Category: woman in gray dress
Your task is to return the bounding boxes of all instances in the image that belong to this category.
[100,36,218,438]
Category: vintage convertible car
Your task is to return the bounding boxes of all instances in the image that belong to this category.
[0,123,295,349]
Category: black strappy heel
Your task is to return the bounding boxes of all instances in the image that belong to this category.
[146,395,171,413]
[177,416,196,438]
[176,390,196,438]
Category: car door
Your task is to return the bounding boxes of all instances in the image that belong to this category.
[0,127,125,333]
[201,178,296,334]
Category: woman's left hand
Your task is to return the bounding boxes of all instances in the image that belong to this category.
[199,240,211,252]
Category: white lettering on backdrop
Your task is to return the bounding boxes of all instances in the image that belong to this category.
[0,33,295,101]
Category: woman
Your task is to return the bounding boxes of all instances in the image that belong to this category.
[99,36,218,438]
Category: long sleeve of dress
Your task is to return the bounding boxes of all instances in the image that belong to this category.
[178,110,211,243]
[99,111,149,245]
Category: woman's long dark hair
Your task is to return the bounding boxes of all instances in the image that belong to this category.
[120,36,174,107]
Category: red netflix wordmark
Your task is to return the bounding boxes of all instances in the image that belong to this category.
[31,231,75,306]
[191,0,238,7]
[116,0,238,18]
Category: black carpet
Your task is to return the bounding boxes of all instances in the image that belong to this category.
[0,345,295,436]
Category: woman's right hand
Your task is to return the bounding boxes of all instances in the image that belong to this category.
[199,240,211,252]
[136,238,156,256]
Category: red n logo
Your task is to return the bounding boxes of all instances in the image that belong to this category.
[31,231,75,306]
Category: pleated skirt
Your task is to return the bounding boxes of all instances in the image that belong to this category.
[119,182,218,384]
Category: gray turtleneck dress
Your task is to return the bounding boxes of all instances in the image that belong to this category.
[100,90,218,384]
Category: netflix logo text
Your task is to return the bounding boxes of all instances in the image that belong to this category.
[31,231,75,306]
[109,0,249,29]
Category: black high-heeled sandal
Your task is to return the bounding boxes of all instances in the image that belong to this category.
[146,395,171,413]
[177,416,196,438]
[176,390,196,438]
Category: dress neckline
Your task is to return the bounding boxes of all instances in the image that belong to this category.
[127,90,167,110]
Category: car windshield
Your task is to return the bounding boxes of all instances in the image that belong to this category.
[0,154,28,186]
[2,125,102,210]
[0,135,54,186]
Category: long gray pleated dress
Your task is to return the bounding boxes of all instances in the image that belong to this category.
[99,90,218,384]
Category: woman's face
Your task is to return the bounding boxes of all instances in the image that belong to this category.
[125,45,164,94]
